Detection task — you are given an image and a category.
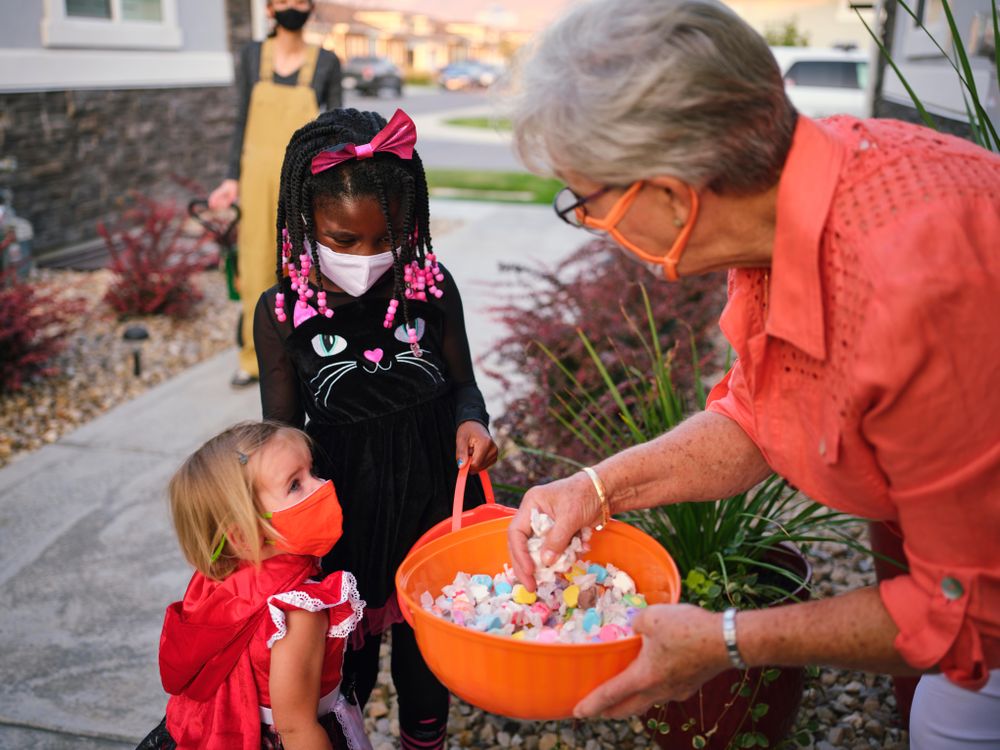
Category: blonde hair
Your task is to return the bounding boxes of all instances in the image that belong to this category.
[168,420,311,580]
[509,0,797,194]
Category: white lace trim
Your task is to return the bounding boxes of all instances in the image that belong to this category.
[266,572,366,649]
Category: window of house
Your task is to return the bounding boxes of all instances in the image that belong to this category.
[44,0,181,49]
[785,61,866,90]
[904,0,950,58]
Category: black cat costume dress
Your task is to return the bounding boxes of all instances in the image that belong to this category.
[254,265,488,645]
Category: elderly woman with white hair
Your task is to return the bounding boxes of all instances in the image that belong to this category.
[505,0,1000,745]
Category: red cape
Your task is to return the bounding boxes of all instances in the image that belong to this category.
[159,555,317,750]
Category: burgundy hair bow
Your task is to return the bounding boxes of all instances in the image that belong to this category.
[310,108,417,174]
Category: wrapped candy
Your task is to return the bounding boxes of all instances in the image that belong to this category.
[421,512,647,644]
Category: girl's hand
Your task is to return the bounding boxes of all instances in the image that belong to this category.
[573,604,730,719]
[208,179,239,211]
[456,421,498,473]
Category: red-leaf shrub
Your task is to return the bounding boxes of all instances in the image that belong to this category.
[99,194,212,317]
[483,238,728,495]
[0,272,82,393]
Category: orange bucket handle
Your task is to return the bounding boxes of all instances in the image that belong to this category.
[451,462,495,532]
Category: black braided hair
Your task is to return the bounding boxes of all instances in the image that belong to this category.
[274,108,434,342]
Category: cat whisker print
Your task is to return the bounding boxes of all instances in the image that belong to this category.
[394,350,443,383]
[362,359,393,374]
[310,360,358,406]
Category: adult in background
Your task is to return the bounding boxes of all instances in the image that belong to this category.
[506,0,1000,746]
[209,0,342,388]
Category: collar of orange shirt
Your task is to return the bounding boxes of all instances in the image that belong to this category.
[767,115,847,362]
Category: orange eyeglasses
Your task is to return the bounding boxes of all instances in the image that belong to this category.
[552,181,700,281]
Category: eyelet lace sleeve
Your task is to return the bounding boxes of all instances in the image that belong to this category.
[265,571,366,648]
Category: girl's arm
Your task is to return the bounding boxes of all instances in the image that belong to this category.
[269,609,332,750]
[254,291,306,427]
[436,267,496,471]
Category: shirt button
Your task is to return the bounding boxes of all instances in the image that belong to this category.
[941,577,964,601]
[818,438,827,456]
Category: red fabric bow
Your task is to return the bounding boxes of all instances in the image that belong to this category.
[311,108,417,174]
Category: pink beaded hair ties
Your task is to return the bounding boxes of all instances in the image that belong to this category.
[382,252,444,329]
[275,228,334,327]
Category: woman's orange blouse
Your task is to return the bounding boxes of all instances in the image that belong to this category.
[706,114,1000,689]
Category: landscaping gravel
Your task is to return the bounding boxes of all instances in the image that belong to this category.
[0,267,237,469]
[1,264,909,748]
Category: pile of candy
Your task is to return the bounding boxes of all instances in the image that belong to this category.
[420,510,647,643]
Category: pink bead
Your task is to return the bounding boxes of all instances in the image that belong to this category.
[276,293,285,304]
[276,311,287,322]
[435,273,444,282]
[305,288,314,298]
[324,309,334,318]
[389,299,398,309]
[433,289,443,298]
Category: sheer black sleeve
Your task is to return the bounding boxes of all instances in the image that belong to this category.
[435,266,490,429]
[225,42,256,181]
[316,49,343,111]
[253,288,305,428]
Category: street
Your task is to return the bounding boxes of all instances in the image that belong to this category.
[344,87,523,172]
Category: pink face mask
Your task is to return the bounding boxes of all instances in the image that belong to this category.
[316,243,395,297]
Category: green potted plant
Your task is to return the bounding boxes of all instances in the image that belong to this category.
[508,287,864,749]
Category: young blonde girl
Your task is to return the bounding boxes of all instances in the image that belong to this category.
[137,421,370,750]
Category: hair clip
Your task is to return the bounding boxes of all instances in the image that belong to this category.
[210,533,227,563]
[236,451,249,465]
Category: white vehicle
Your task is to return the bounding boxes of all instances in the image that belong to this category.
[770,46,871,119]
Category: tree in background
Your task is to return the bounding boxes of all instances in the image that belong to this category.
[764,17,810,46]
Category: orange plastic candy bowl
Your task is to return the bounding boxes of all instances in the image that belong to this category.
[395,517,681,720]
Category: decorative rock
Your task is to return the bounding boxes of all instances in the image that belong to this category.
[538,732,560,750]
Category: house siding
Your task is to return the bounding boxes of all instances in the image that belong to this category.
[0,0,252,266]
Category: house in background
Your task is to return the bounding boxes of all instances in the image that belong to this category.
[308,1,528,76]
[872,0,999,137]
[0,0,254,266]
[727,0,875,49]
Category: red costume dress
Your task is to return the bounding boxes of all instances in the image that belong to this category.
[154,554,364,749]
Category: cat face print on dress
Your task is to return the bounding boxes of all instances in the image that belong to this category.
[308,317,443,407]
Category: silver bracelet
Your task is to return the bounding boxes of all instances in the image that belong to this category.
[722,607,747,670]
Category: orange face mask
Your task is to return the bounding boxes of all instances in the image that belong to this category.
[264,480,344,557]
[574,181,700,281]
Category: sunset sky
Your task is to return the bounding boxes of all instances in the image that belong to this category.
[350,0,573,31]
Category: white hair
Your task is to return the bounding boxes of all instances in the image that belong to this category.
[509,0,797,194]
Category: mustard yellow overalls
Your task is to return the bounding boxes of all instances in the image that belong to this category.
[238,38,320,377]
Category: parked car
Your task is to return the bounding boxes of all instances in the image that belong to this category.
[770,46,870,118]
[342,56,403,98]
[438,61,501,91]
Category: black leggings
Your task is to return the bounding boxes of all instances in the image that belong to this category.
[344,621,449,750]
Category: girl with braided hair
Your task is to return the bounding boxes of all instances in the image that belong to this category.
[253,108,497,749]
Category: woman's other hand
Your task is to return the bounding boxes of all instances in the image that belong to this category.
[574,604,729,719]
[507,470,603,592]
[208,179,239,211]
[456,421,498,474]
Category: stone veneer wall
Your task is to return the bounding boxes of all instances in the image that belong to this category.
[0,0,253,264]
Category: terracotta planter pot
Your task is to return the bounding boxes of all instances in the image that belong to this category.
[644,544,812,749]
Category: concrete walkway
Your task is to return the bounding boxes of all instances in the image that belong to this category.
[0,200,583,748]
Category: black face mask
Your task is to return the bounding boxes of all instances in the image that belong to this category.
[273,8,310,31]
